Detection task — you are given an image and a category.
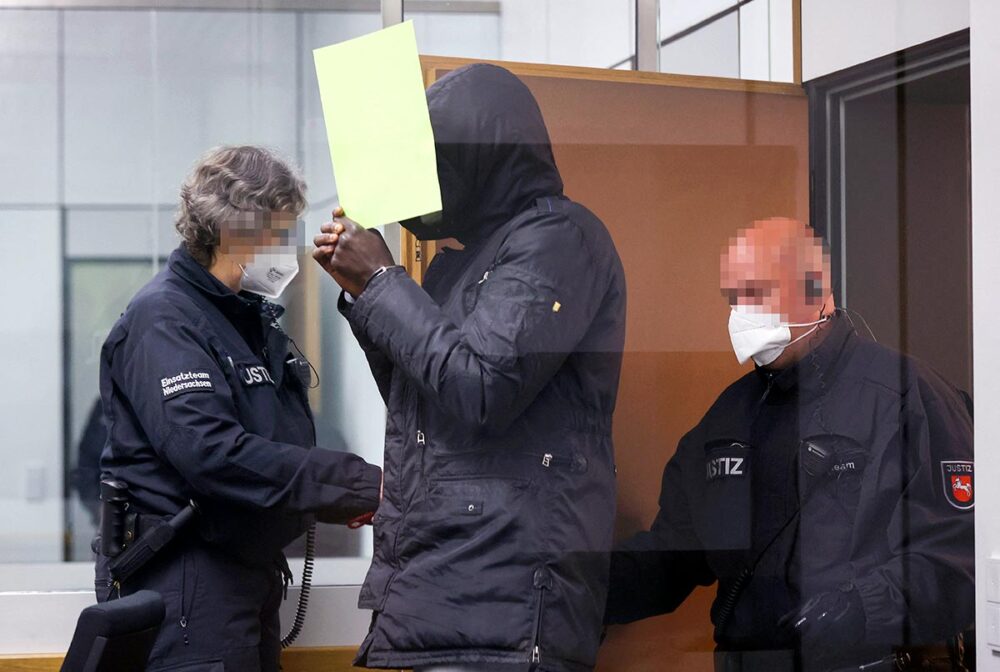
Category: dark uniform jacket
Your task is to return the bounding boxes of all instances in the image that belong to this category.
[605,313,975,668]
[96,246,382,670]
[343,64,627,672]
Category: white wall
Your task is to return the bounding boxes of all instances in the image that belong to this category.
[802,0,969,81]
[0,9,58,205]
[971,0,1000,667]
[739,0,794,82]
[0,9,63,563]
[0,212,63,562]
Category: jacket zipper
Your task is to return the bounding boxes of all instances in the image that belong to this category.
[179,552,190,645]
[530,567,552,665]
[415,394,426,459]
[531,593,544,664]
[523,450,585,472]
[415,394,429,498]
[390,385,426,575]
[758,373,776,406]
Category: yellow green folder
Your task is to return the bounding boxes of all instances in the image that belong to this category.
[313,21,442,228]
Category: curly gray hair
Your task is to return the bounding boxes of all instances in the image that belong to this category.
[175,145,307,266]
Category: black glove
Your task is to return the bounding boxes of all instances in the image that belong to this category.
[779,584,866,647]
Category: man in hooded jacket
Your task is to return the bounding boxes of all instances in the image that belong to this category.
[313,64,627,672]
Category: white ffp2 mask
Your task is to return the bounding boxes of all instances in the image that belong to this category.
[728,306,829,367]
[239,248,300,299]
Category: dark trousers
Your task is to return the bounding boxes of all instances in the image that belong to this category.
[96,542,285,672]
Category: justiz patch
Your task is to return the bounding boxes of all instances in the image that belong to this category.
[238,364,275,388]
[941,460,974,510]
[706,456,745,481]
[161,371,214,399]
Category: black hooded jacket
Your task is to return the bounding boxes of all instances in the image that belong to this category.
[343,64,627,671]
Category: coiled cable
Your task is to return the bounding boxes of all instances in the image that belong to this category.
[281,523,316,648]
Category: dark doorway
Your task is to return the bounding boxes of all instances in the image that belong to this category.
[808,30,971,395]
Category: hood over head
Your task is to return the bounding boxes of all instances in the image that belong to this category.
[401,63,564,243]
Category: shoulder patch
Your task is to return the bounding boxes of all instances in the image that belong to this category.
[941,460,974,510]
[161,371,214,399]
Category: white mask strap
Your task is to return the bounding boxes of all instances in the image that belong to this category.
[786,314,831,347]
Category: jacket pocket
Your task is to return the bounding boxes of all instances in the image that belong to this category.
[797,435,870,590]
[401,476,531,546]
[461,268,492,315]
[465,264,555,360]
[390,476,537,652]
[799,434,869,519]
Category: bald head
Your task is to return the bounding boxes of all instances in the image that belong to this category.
[721,218,834,324]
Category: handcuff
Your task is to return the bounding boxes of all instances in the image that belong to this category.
[364,265,394,292]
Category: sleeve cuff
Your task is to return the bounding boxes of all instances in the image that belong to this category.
[355,462,383,512]
[853,575,891,642]
[337,289,355,316]
[348,265,407,329]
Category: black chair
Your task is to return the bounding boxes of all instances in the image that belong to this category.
[61,590,165,672]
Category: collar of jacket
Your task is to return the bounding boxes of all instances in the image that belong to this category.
[167,245,285,322]
[755,309,856,398]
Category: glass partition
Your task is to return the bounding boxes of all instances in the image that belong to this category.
[0,5,385,566]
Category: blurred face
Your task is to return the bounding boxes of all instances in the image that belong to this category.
[219,210,299,265]
[720,219,831,325]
